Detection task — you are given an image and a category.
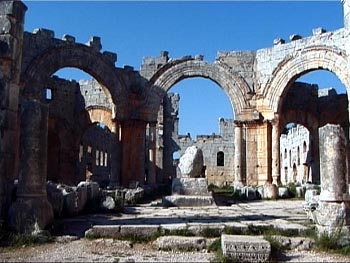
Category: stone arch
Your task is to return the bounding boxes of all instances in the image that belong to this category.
[280,110,319,132]
[21,44,127,109]
[148,59,251,119]
[266,46,348,114]
[85,106,114,132]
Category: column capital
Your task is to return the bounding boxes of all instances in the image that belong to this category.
[234,120,244,127]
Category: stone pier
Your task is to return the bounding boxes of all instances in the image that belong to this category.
[8,100,54,233]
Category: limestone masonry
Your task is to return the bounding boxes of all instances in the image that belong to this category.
[1,0,350,235]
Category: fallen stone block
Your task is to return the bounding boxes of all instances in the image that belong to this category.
[221,234,271,263]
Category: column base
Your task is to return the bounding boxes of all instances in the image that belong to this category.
[272,177,281,187]
[8,196,54,234]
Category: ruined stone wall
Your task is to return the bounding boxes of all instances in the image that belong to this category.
[78,79,113,110]
[47,76,80,124]
[39,76,116,185]
[78,124,113,187]
[280,125,310,185]
[177,120,235,186]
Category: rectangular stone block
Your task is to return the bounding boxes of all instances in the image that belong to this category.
[172,177,209,195]
[120,225,160,238]
[86,225,121,238]
[221,234,271,263]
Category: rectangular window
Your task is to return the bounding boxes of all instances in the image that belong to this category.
[45,87,53,101]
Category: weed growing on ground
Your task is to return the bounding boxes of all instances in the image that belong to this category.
[163,227,195,237]
[200,227,222,238]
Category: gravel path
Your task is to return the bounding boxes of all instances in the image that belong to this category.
[1,237,350,262]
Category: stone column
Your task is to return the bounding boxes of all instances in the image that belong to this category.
[8,100,53,233]
[120,120,146,188]
[109,120,120,188]
[234,122,243,186]
[319,124,347,201]
[156,124,164,184]
[271,118,281,186]
[147,122,157,186]
[314,124,350,235]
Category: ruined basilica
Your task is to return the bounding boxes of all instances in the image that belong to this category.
[1,0,350,234]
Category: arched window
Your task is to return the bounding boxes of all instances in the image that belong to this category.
[303,141,307,153]
[284,149,287,159]
[297,146,300,165]
[217,151,224,166]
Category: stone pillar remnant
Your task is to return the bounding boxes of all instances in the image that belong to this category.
[8,99,53,233]
[234,122,243,186]
[120,119,146,188]
[319,124,347,201]
[271,118,281,186]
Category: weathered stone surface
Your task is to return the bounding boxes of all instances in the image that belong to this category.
[263,184,278,199]
[77,181,100,201]
[124,187,144,205]
[100,195,115,211]
[178,146,204,178]
[221,234,271,263]
[304,189,319,204]
[120,225,160,238]
[8,100,53,233]
[312,201,350,229]
[172,178,210,196]
[278,187,290,198]
[46,182,64,217]
[62,188,79,215]
[153,236,207,251]
[162,195,215,207]
[273,235,314,251]
[319,124,347,201]
[85,225,121,238]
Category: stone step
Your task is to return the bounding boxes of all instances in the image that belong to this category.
[84,220,310,239]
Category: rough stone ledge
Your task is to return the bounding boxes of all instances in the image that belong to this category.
[162,195,215,207]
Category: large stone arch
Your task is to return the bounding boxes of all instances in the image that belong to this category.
[266,46,348,114]
[86,106,114,132]
[21,44,127,109]
[147,59,251,120]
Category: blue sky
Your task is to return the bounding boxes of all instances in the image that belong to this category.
[23,1,345,138]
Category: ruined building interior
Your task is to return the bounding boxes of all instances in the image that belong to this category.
[1,0,350,235]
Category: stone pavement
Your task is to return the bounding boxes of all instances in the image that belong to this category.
[59,199,311,238]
